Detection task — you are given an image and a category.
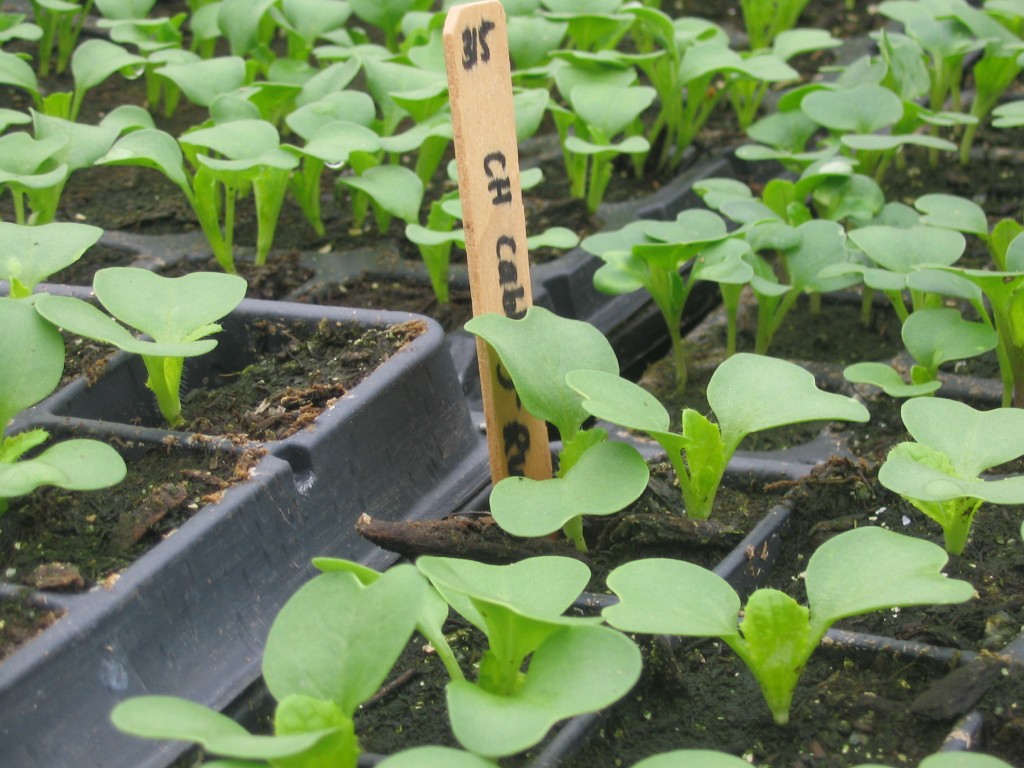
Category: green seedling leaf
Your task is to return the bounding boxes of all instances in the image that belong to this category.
[112,696,338,760]
[94,268,247,346]
[489,439,650,539]
[708,353,869,451]
[900,396,1024,477]
[446,624,641,757]
[0,221,102,297]
[0,297,64,425]
[312,556,464,682]
[568,83,655,139]
[568,356,867,520]
[914,193,990,237]
[156,56,247,108]
[35,268,246,426]
[801,84,903,133]
[286,91,377,137]
[417,555,639,757]
[902,307,997,377]
[603,558,741,637]
[217,0,277,56]
[843,362,942,397]
[849,224,965,273]
[263,565,426,716]
[337,165,424,225]
[804,525,976,627]
[465,306,618,440]
[34,295,218,358]
[632,751,754,768]
[0,438,127,500]
[98,128,191,192]
[417,556,591,629]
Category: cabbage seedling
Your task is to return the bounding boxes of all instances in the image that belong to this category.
[740,0,811,50]
[34,267,247,427]
[603,526,975,725]
[0,221,102,298]
[559,81,654,213]
[567,353,869,520]
[878,397,1024,555]
[0,298,126,515]
[844,223,966,323]
[417,555,642,758]
[581,209,746,392]
[32,0,90,77]
[97,120,298,273]
[844,306,997,398]
[937,232,1024,407]
[406,183,578,304]
[466,307,649,552]
[112,564,428,768]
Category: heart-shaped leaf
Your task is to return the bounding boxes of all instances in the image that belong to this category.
[263,566,425,717]
[489,440,649,538]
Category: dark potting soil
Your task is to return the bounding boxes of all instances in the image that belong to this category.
[296,275,476,334]
[177,318,424,441]
[565,636,957,767]
[0,591,64,663]
[0,440,265,593]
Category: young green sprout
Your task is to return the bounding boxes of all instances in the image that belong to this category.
[567,353,869,520]
[603,526,975,725]
[0,298,126,515]
[97,119,298,274]
[581,209,745,392]
[843,306,997,398]
[416,555,642,758]
[112,563,429,768]
[34,267,247,427]
[465,307,650,552]
[878,397,1024,556]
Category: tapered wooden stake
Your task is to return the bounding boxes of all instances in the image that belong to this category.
[443,0,552,484]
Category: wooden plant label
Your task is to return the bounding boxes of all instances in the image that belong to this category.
[443,0,552,484]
